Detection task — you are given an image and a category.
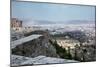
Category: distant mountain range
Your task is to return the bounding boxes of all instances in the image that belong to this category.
[23,19,95,27]
[67,20,95,24]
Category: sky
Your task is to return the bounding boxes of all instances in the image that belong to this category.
[12,1,96,22]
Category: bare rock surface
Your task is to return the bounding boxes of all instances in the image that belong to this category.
[11,55,79,66]
[11,34,42,49]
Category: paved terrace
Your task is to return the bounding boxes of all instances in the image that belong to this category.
[11,34,42,49]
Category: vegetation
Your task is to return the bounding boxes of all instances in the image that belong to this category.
[49,39,72,59]
[66,31,87,43]
[67,47,72,59]
[51,31,87,43]
[74,44,80,60]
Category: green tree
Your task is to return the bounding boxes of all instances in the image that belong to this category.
[67,47,72,59]
[81,48,87,62]
[74,44,79,60]
[49,39,71,59]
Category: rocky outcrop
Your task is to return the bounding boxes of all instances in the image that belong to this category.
[11,55,79,66]
[12,35,59,58]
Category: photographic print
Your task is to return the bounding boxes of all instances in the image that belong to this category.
[11,0,96,66]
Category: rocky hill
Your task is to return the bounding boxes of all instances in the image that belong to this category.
[12,35,59,58]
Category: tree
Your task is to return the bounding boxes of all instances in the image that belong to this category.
[67,47,72,59]
[74,44,79,60]
[81,48,87,62]
[49,39,72,59]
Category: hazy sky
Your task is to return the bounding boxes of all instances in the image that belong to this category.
[12,1,95,22]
